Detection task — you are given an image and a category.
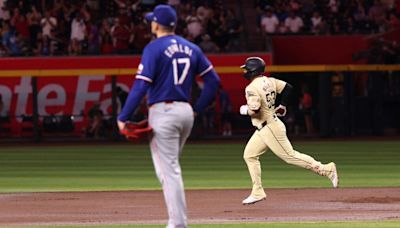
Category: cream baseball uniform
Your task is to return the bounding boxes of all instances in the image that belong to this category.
[243,76,336,199]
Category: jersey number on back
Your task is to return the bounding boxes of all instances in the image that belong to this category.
[172,58,190,85]
[266,91,276,109]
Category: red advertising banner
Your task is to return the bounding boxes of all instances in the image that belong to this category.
[0,54,271,137]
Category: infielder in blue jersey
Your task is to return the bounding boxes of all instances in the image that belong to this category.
[117,5,220,228]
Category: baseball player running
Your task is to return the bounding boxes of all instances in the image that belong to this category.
[117,5,220,228]
[239,57,339,205]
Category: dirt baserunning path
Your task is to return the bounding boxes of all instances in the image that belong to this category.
[1,187,400,226]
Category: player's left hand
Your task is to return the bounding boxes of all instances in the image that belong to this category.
[275,104,287,117]
[119,119,153,140]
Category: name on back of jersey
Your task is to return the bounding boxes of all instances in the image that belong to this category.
[164,41,193,58]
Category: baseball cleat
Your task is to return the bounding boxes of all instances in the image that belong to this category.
[242,195,266,205]
[328,162,339,188]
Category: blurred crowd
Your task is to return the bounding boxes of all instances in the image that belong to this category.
[0,0,243,57]
[256,0,400,35]
[1,0,399,57]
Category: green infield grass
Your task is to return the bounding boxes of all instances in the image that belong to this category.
[0,140,399,193]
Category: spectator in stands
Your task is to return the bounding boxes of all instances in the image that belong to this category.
[114,0,129,9]
[275,1,290,22]
[175,7,189,36]
[300,0,314,17]
[199,33,219,53]
[138,0,156,11]
[387,11,400,29]
[284,11,304,33]
[32,32,46,56]
[131,19,152,54]
[116,86,128,109]
[206,11,219,42]
[87,20,101,55]
[69,13,87,55]
[11,8,30,41]
[213,11,230,51]
[343,16,356,34]
[37,33,51,56]
[255,0,271,15]
[87,0,100,12]
[277,21,288,33]
[196,2,213,24]
[41,9,57,38]
[27,5,42,48]
[168,0,180,7]
[0,0,10,22]
[117,7,129,26]
[1,0,397,57]
[100,18,112,36]
[186,7,203,43]
[225,9,243,52]
[202,100,216,134]
[310,11,325,34]
[260,7,279,34]
[2,22,21,56]
[368,0,387,32]
[299,85,314,135]
[289,0,302,12]
[327,0,339,14]
[49,28,62,55]
[85,102,104,138]
[111,17,131,54]
[0,43,7,56]
[219,85,233,136]
[101,33,113,54]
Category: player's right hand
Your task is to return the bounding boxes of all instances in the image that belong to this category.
[240,105,249,115]
[117,120,126,130]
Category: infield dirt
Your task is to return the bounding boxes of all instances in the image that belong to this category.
[1,187,399,226]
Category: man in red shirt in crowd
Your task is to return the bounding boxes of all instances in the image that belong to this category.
[111,18,131,54]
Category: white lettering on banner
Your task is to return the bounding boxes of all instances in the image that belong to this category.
[101,83,113,114]
[15,77,32,122]
[73,75,104,121]
[38,84,66,116]
[0,85,12,116]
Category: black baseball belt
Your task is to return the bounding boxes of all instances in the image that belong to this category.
[255,121,267,131]
[255,114,277,131]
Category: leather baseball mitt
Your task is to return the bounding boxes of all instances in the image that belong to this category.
[120,119,153,140]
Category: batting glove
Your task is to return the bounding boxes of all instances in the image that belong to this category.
[240,105,249,115]
[275,105,287,117]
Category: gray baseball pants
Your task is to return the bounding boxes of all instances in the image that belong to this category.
[149,101,194,228]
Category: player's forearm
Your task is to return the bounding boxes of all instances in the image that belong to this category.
[193,70,220,113]
[118,79,149,122]
[280,83,293,106]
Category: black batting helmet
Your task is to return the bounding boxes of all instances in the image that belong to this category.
[240,57,266,80]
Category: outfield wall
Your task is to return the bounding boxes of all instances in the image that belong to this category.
[0,54,272,137]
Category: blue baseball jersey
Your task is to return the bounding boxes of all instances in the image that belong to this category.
[118,34,220,122]
[137,35,213,105]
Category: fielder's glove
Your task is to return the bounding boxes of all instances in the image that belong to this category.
[275,104,287,117]
[120,119,153,140]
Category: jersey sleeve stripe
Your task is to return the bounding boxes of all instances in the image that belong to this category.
[199,65,213,77]
[136,75,153,83]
